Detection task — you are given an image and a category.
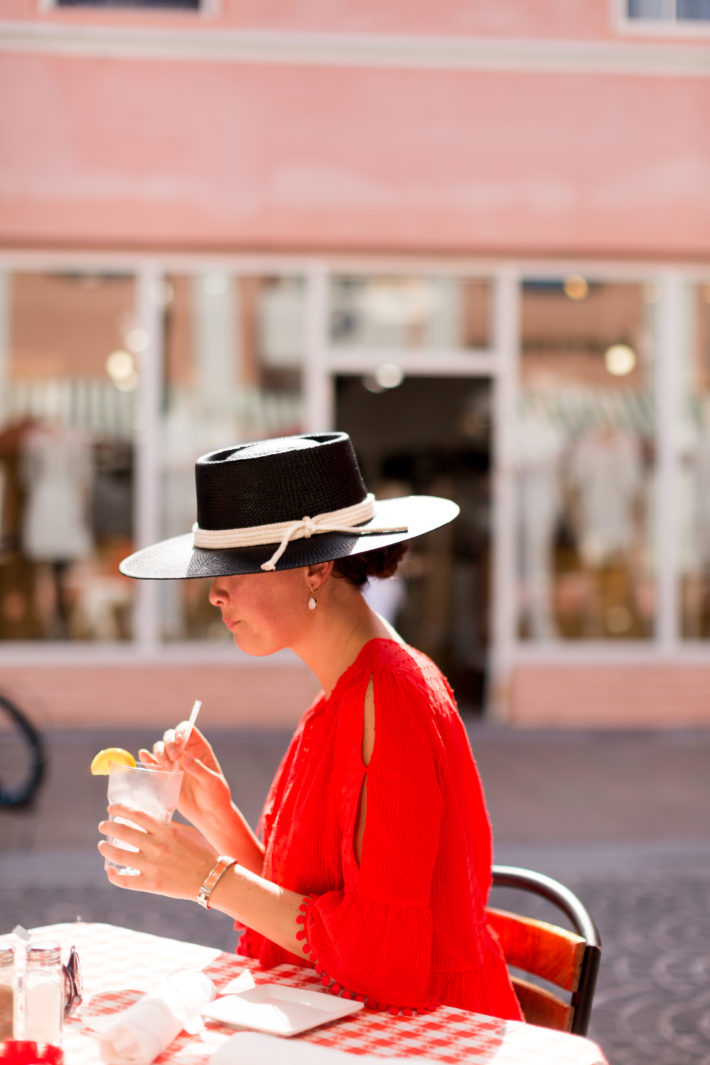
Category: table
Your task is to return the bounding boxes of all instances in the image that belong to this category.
[6,923,608,1065]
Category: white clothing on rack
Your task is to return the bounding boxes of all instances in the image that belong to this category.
[568,426,642,568]
[21,424,93,562]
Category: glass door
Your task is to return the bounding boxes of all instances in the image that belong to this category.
[335,373,492,713]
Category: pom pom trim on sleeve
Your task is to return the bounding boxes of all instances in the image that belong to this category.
[295,895,429,1016]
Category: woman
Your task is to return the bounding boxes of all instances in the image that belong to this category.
[99,432,522,1020]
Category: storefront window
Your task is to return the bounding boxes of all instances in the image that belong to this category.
[516,278,656,641]
[679,282,710,638]
[329,276,491,351]
[159,273,306,641]
[0,271,136,642]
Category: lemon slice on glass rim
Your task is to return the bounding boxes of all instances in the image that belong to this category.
[90,747,137,775]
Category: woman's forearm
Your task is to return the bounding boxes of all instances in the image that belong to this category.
[206,861,303,956]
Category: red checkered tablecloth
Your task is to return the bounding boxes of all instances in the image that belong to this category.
[7,922,608,1065]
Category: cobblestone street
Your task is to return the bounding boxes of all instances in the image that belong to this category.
[2,725,709,1065]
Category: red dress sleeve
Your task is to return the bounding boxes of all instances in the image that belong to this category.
[298,659,446,1010]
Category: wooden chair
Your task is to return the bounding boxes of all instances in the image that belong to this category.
[486,865,601,1036]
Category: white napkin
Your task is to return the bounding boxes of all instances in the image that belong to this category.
[99,969,216,1065]
[210,1031,441,1065]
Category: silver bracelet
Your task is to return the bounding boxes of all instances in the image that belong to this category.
[196,855,238,909]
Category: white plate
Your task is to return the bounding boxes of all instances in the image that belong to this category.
[202,983,364,1037]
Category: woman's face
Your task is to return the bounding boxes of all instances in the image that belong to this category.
[208,568,312,656]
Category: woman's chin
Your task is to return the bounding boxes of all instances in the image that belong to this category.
[231,631,280,658]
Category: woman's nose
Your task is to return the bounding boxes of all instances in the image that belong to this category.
[208,578,226,606]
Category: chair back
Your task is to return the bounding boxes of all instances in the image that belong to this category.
[487,865,601,1036]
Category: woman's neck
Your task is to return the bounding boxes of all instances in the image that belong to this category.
[293,581,398,697]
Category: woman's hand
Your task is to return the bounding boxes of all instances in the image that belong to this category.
[98,804,216,900]
[139,723,232,832]
[137,723,265,872]
[99,804,305,960]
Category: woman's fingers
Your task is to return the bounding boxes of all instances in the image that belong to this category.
[99,809,216,900]
[158,728,182,766]
[161,722,201,764]
[103,804,155,834]
[138,748,160,766]
[99,838,141,868]
[144,723,216,775]
[99,807,163,875]
[98,813,147,883]
[147,725,189,767]
[173,722,190,745]
[147,739,170,768]
[104,865,142,889]
[162,727,177,749]
[179,724,218,761]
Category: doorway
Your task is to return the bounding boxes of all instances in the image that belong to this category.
[335,374,492,715]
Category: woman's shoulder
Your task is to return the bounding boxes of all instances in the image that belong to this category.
[335,638,455,713]
[338,637,419,682]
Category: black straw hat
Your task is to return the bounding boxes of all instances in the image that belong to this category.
[119,432,459,579]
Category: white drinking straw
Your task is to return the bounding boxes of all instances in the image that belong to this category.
[176,699,202,766]
[185,699,202,739]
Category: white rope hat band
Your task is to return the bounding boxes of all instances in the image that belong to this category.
[192,493,408,571]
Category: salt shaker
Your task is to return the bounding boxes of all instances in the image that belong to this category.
[23,943,63,1046]
[0,944,16,1040]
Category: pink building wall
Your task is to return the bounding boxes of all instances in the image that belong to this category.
[5,662,710,730]
[1,3,709,256]
[1,662,319,731]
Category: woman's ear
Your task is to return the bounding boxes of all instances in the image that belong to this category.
[306,560,334,590]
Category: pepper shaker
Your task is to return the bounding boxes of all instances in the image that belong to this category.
[0,944,16,1040]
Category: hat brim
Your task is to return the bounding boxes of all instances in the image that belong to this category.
[119,495,459,579]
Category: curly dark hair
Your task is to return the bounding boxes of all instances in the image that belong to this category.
[332,542,408,588]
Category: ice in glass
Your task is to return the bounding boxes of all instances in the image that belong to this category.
[106,764,183,875]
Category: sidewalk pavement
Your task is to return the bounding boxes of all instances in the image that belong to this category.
[2,722,709,1065]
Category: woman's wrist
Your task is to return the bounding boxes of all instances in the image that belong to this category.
[196,855,238,909]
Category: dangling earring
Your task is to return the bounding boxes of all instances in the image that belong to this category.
[307,587,317,612]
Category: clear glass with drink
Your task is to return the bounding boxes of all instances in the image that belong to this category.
[106,764,183,875]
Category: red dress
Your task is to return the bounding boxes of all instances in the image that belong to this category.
[237,638,522,1021]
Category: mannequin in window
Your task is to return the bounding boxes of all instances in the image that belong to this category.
[515,407,564,639]
[567,418,643,637]
[21,421,93,638]
[680,397,710,636]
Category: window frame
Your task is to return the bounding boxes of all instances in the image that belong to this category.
[37,0,220,16]
[616,0,710,35]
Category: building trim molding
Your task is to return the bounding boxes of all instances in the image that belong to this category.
[1,22,709,77]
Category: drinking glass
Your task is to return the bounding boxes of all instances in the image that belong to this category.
[106,764,183,875]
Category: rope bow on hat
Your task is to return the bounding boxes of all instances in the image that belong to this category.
[193,494,408,571]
